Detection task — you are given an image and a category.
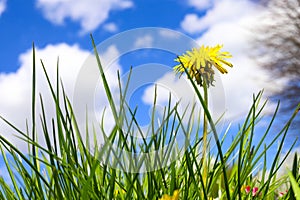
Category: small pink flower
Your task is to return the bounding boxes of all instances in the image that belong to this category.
[278,190,288,198]
[252,187,259,196]
[244,185,251,194]
[279,192,285,197]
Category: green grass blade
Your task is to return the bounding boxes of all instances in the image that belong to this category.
[288,170,300,200]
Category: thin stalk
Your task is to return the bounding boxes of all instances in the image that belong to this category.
[202,80,209,194]
[178,59,231,199]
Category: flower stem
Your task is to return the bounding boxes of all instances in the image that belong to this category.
[202,80,209,191]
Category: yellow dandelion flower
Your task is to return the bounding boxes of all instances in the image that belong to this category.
[159,190,180,200]
[114,188,126,197]
[174,44,233,87]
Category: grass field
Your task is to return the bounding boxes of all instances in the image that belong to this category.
[0,36,299,200]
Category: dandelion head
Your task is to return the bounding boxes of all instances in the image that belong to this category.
[174,44,233,87]
[159,190,180,200]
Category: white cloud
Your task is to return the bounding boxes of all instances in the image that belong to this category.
[36,0,133,34]
[0,43,122,152]
[0,0,7,16]
[181,0,257,34]
[159,29,181,39]
[188,0,212,10]
[103,22,118,32]
[181,14,204,34]
[134,35,154,48]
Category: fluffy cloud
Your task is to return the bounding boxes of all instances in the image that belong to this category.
[103,22,118,32]
[36,0,133,34]
[181,0,257,34]
[187,0,212,10]
[0,0,6,16]
[134,35,154,48]
[0,43,121,152]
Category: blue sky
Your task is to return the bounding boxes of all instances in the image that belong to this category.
[0,0,203,72]
[0,0,298,172]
